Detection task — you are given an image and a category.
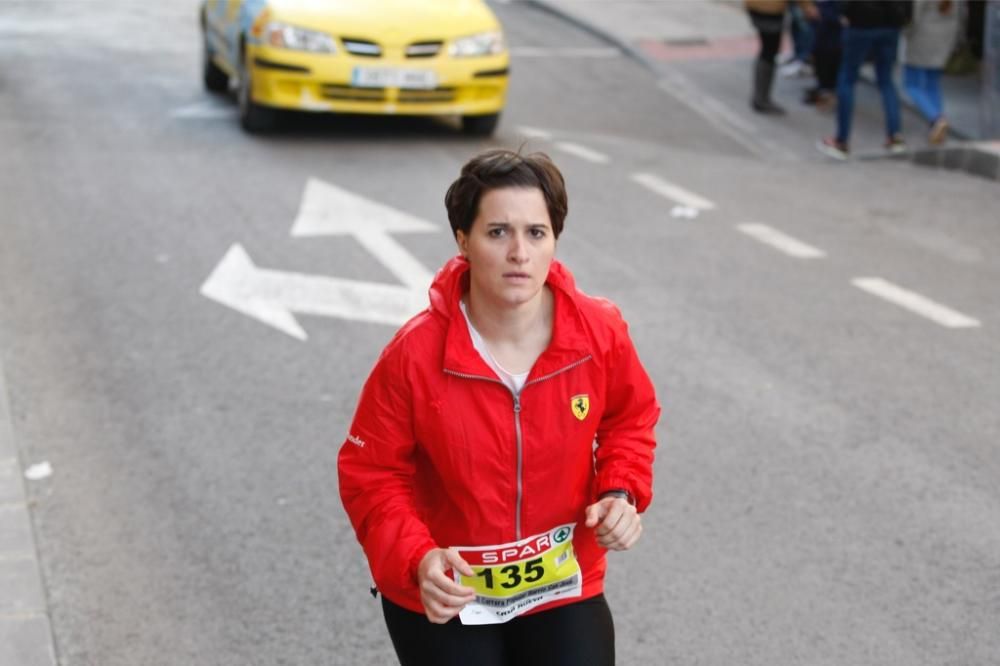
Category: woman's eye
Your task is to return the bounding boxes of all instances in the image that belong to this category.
[530,228,547,238]
[488,228,505,238]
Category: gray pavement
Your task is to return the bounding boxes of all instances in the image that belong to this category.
[528,0,1000,179]
[1,1,998,665]
[0,358,57,666]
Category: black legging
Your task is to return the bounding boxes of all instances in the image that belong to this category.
[381,594,615,666]
[748,9,784,63]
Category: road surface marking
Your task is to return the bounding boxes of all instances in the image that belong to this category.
[509,47,621,58]
[630,172,716,210]
[290,178,436,289]
[670,206,700,219]
[852,277,981,328]
[202,178,439,339]
[638,35,758,63]
[170,100,234,119]
[201,245,428,341]
[736,223,826,258]
[554,142,609,164]
[517,126,553,140]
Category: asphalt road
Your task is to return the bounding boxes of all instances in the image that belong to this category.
[1,1,998,665]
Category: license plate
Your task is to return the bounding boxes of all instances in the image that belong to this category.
[351,67,437,90]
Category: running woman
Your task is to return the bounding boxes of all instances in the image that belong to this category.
[339,149,660,666]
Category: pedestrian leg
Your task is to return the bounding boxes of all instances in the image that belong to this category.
[835,28,870,145]
[749,10,786,114]
[873,28,902,140]
[903,65,936,123]
[925,67,944,121]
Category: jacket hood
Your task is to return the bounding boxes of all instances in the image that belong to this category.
[427,255,578,317]
[427,256,594,378]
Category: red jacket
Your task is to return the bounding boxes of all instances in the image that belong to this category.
[338,256,659,614]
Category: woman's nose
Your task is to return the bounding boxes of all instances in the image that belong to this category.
[508,234,528,262]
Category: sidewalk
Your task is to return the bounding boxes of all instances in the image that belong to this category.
[526,0,999,180]
[0,357,57,666]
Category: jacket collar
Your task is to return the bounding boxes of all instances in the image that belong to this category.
[430,256,593,380]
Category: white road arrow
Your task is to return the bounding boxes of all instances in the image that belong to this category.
[200,244,429,341]
[202,178,442,340]
[291,178,437,290]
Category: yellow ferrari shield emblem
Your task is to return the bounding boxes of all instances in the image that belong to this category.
[571,394,590,421]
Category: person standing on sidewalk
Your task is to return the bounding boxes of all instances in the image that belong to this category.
[338,149,659,666]
[818,1,913,159]
[746,0,818,114]
[903,0,960,144]
[802,0,843,110]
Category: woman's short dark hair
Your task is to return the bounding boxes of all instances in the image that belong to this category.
[444,149,568,239]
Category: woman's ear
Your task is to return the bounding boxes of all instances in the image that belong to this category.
[455,230,469,258]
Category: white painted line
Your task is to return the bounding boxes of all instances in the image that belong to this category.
[0,552,35,563]
[509,47,621,58]
[0,611,47,620]
[736,223,826,259]
[630,172,716,210]
[516,126,552,140]
[670,206,700,220]
[170,101,234,119]
[852,277,981,328]
[554,141,609,164]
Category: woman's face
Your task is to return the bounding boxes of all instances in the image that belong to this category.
[456,187,556,311]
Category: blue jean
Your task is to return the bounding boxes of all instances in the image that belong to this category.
[789,5,814,61]
[903,64,944,124]
[835,27,902,143]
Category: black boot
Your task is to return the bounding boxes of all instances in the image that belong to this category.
[751,60,786,114]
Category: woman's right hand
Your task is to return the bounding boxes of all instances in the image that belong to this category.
[417,548,477,623]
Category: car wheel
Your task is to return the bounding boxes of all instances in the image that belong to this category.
[202,40,229,93]
[461,113,500,137]
[238,51,277,133]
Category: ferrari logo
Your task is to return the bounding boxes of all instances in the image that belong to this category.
[570,394,590,421]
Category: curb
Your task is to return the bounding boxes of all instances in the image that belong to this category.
[910,141,1000,181]
[0,352,58,666]
[523,0,660,74]
[523,0,786,160]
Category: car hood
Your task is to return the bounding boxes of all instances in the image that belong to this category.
[265,0,501,42]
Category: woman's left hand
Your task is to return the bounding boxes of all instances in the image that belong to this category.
[584,496,642,551]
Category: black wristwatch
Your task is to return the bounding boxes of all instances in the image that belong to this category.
[600,489,636,506]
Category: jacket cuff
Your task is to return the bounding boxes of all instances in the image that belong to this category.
[595,475,648,512]
[599,489,636,506]
[406,540,438,589]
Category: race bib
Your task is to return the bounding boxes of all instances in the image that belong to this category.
[452,523,582,625]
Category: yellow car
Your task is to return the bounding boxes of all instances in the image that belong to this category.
[200,0,510,134]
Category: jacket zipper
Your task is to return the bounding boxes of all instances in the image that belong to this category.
[443,354,592,540]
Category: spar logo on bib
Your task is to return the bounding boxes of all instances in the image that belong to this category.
[570,394,589,421]
[553,526,571,544]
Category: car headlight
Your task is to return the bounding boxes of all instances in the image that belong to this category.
[264,22,337,53]
[448,31,505,57]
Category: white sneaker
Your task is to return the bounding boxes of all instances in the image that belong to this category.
[779,60,804,77]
